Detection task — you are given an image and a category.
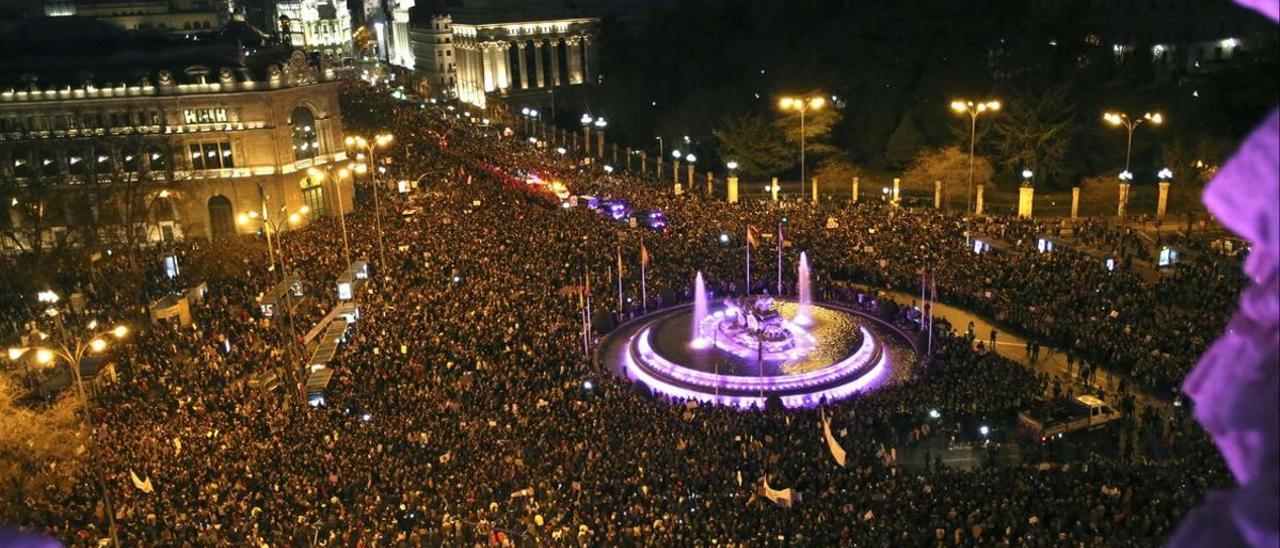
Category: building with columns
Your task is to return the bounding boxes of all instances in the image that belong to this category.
[384,0,416,69]
[450,17,598,108]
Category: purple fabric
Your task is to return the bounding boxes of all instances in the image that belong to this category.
[1234,0,1279,22]
[1169,78,1280,548]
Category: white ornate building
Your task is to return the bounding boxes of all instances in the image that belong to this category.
[275,0,353,58]
[449,17,598,108]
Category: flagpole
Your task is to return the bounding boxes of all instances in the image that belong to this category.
[745,226,751,295]
[928,272,936,356]
[776,222,782,295]
[617,243,624,313]
[580,271,589,357]
[920,269,926,328]
[585,267,593,352]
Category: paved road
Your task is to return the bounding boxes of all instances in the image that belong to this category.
[859,285,1174,413]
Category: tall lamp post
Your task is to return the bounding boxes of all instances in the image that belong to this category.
[344,133,394,272]
[777,95,826,197]
[950,98,1001,215]
[655,136,663,163]
[9,291,129,547]
[307,165,355,271]
[236,205,310,280]
[1103,111,1164,178]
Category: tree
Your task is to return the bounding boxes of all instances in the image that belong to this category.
[713,114,794,178]
[990,86,1076,185]
[812,155,863,195]
[0,373,85,525]
[903,146,995,207]
[774,104,841,160]
[881,112,926,170]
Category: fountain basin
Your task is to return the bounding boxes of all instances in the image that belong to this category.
[601,300,908,409]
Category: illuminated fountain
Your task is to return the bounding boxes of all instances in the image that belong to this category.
[795,251,813,326]
[599,256,912,409]
[690,272,711,349]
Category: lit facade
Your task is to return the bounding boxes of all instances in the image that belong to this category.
[0,51,352,251]
[450,18,599,108]
[407,15,457,99]
[385,0,416,69]
[276,0,354,58]
[43,0,228,33]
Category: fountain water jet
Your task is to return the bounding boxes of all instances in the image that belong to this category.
[690,271,712,348]
[795,252,813,326]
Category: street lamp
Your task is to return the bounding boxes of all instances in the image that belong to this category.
[307,165,354,271]
[1103,111,1164,176]
[237,205,308,277]
[655,136,664,161]
[9,291,130,547]
[726,160,739,172]
[1021,169,1034,185]
[344,133,395,271]
[950,98,1001,214]
[778,94,826,196]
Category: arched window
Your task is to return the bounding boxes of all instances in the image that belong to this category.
[67,148,88,177]
[122,149,140,172]
[94,149,115,177]
[10,146,32,178]
[39,151,60,177]
[146,146,168,172]
[290,106,319,161]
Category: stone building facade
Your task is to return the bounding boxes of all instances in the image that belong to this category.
[0,50,352,252]
[449,17,598,108]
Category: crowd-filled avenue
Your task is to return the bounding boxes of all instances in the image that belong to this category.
[0,84,1248,546]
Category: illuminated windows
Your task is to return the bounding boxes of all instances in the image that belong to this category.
[188,142,234,170]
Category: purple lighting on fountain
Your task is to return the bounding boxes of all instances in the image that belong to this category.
[690,271,711,349]
[795,251,813,326]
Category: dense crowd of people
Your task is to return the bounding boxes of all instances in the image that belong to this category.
[0,83,1243,545]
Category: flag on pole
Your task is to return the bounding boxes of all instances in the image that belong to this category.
[821,409,847,467]
[616,244,625,278]
[640,241,650,269]
[130,470,155,494]
[747,225,761,247]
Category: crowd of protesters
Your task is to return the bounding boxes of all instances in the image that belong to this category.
[0,83,1242,545]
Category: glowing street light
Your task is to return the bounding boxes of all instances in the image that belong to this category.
[11,292,129,546]
[778,94,826,194]
[726,161,739,172]
[1158,167,1173,180]
[345,133,396,270]
[308,165,354,269]
[1103,111,1164,175]
[950,98,1001,214]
